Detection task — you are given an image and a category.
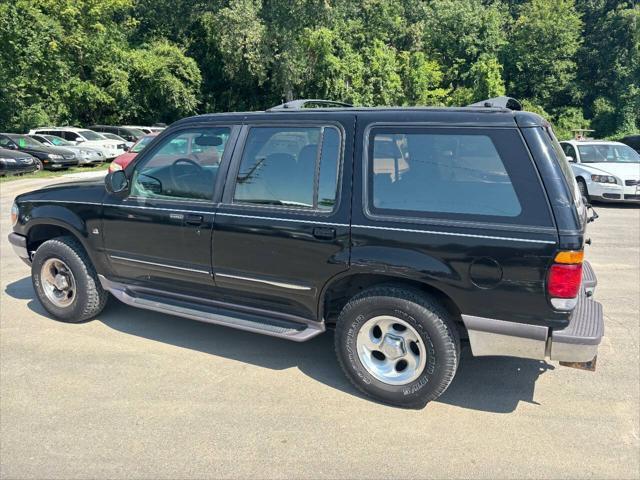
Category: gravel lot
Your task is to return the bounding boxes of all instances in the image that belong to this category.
[1,174,639,479]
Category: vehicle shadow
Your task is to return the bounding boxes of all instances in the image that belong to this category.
[6,277,552,413]
[591,201,639,209]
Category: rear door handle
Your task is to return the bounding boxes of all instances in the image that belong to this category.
[185,214,203,226]
[313,227,336,240]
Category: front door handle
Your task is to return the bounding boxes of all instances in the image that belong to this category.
[313,227,336,240]
[185,214,203,226]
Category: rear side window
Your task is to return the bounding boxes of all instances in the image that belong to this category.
[233,126,341,211]
[367,127,552,226]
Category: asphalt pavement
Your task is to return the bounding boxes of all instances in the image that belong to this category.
[1,173,639,479]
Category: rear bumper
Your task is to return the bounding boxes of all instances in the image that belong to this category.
[8,233,31,265]
[462,262,603,364]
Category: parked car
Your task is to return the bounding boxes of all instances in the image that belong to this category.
[99,132,134,150]
[29,134,104,166]
[0,147,39,176]
[560,139,640,203]
[121,125,165,134]
[8,97,603,408]
[108,133,158,172]
[619,134,640,154]
[88,125,145,143]
[0,134,77,170]
[28,127,126,159]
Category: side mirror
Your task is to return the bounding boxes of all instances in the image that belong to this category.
[7,143,18,150]
[75,137,85,144]
[105,170,129,194]
[566,155,575,163]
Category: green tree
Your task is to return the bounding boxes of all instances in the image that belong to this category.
[505,0,582,109]
[469,54,506,101]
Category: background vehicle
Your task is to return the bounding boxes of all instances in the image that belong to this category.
[100,132,134,150]
[88,125,145,143]
[0,147,39,175]
[619,134,640,153]
[108,133,158,172]
[9,98,603,408]
[0,134,77,170]
[29,134,104,166]
[122,125,165,134]
[29,127,126,159]
[560,139,640,203]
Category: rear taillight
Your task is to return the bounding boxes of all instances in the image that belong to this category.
[547,251,583,310]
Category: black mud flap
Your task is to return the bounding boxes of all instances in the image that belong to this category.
[560,356,597,372]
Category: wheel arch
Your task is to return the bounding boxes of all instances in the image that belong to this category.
[25,218,99,269]
[320,272,463,328]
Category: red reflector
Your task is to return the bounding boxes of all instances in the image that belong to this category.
[548,264,582,298]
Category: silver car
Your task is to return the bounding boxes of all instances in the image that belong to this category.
[29,134,105,165]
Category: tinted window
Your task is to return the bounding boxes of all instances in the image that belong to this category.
[368,127,552,226]
[233,126,341,210]
[130,127,230,201]
[62,131,80,141]
[0,136,14,148]
[561,143,577,160]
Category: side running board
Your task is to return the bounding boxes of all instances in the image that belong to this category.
[98,275,324,342]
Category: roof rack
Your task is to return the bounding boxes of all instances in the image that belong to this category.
[467,96,522,111]
[267,99,353,111]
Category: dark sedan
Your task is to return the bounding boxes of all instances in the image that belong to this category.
[0,134,78,170]
[0,147,39,176]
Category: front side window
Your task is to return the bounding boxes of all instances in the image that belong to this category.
[233,126,341,211]
[130,127,230,201]
[368,127,552,226]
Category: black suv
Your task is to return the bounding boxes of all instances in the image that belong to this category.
[8,98,603,407]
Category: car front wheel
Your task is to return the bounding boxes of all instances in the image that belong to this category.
[334,286,460,408]
[31,236,108,322]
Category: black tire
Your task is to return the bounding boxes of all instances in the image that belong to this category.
[577,178,589,201]
[334,286,460,408]
[31,236,108,322]
[34,158,44,171]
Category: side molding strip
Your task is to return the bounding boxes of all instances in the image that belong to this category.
[216,273,312,291]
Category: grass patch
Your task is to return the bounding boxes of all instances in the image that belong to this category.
[0,162,109,184]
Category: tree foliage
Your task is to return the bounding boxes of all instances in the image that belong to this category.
[1,0,638,139]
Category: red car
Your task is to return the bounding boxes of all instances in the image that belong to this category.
[108,133,158,172]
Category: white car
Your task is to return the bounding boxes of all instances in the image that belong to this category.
[121,125,165,134]
[560,140,640,203]
[29,127,126,160]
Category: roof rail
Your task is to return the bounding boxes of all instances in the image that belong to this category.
[267,99,353,111]
[467,96,522,111]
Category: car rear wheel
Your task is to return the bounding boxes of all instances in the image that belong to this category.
[34,159,43,171]
[31,236,108,322]
[334,286,460,408]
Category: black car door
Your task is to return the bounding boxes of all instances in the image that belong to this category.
[101,124,239,297]
[212,113,355,320]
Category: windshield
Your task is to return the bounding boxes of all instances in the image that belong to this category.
[9,135,44,148]
[131,136,155,153]
[104,133,125,141]
[578,144,640,163]
[43,135,71,146]
[79,130,106,141]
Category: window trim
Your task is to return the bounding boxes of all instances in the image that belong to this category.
[124,123,240,205]
[222,122,345,216]
[362,123,557,233]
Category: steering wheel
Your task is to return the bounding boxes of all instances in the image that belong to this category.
[169,158,203,192]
